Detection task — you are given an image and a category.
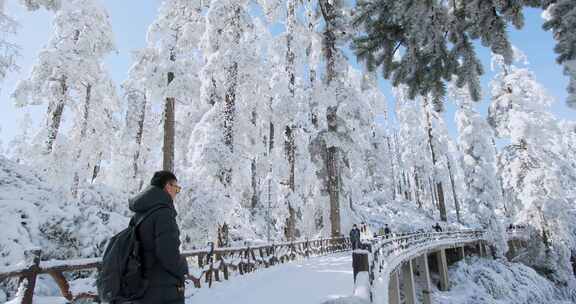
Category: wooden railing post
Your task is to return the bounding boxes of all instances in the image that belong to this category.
[19,249,41,304]
[221,253,229,281]
[49,271,73,301]
[352,251,369,283]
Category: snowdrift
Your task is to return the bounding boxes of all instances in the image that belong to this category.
[433,257,571,304]
[0,156,130,267]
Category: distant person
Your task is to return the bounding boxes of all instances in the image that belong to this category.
[350,224,361,250]
[378,226,385,236]
[433,222,442,232]
[131,171,189,304]
[384,224,391,238]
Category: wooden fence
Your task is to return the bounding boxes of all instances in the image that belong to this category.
[0,237,350,304]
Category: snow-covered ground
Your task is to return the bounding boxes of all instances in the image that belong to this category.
[187,252,356,304]
[433,257,572,304]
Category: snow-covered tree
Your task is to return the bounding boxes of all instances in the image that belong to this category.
[14,0,114,158]
[352,0,576,108]
[490,53,576,284]
[181,0,271,245]
[307,0,359,237]
[18,0,60,11]
[12,0,118,197]
[452,83,507,256]
[7,112,33,163]
[542,0,576,108]
[115,0,206,193]
[0,1,19,82]
[145,0,204,173]
[394,87,434,209]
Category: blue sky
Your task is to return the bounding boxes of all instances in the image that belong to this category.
[0,2,573,145]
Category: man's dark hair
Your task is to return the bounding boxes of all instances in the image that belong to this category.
[150,171,177,188]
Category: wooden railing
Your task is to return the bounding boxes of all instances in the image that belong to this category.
[369,229,485,279]
[0,237,350,304]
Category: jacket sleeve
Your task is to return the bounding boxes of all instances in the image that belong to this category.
[153,209,188,282]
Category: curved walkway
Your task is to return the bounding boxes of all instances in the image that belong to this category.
[187,252,354,304]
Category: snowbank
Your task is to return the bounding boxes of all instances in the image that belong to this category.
[0,156,130,266]
[434,257,571,304]
[0,156,130,299]
[320,296,370,304]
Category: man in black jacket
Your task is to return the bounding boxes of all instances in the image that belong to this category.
[350,224,361,250]
[130,171,188,304]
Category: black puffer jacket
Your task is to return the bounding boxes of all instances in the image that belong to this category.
[129,186,188,289]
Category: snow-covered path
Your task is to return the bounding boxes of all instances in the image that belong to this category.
[187,252,354,304]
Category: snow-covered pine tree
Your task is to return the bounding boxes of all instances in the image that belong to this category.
[115,48,159,193]
[64,0,118,196]
[452,82,507,256]
[421,96,451,222]
[18,0,60,11]
[356,72,392,202]
[308,0,354,237]
[490,52,576,284]
[7,112,33,163]
[257,0,305,241]
[351,0,576,107]
[395,86,434,210]
[0,1,19,82]
[146,0,204,173]
[542,0,576,108]
[182,0,273,245]
[13,0,117,195]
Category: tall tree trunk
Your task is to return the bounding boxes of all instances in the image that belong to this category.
[266,109,275,242]
[446,157,462,224]
[327,145,340,237]
[285,126,296,191]
[386,136,397,200]
[284,0,298,241]
[285,126,296,240]
[320,0,341,237]
[491,138,509,216]
[163,97,175,172]
[393,132,405,199]
[71,84,92,198]
[133,92,147,180]
[428,176,437,211]
[45,76,67,154]
[403,171,412,200]
[286,0,296,97]
[92,151,103,183]
[163,50,176,172]
[414,169,422,208]
[221,6,242,187]
[251,158,258,209]
[326,106,341,237]
[424,98,447,221]
[221,61,238,186]
[306,0,318,128]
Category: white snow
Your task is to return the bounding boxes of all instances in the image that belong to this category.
[433,257,571,304]
[187,252,354,304]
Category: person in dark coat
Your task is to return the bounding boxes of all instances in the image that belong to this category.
[384,224,391,238]
[349,224,361,250]
[130,171,188,304]
[432,222,442,232]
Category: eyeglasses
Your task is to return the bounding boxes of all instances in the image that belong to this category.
[170,183,182,194]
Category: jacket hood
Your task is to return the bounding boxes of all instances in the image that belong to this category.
[129,185,174,213]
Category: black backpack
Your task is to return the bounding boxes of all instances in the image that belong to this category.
[97,206,167,303]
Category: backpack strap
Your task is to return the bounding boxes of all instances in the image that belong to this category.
[132,205,170,228]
